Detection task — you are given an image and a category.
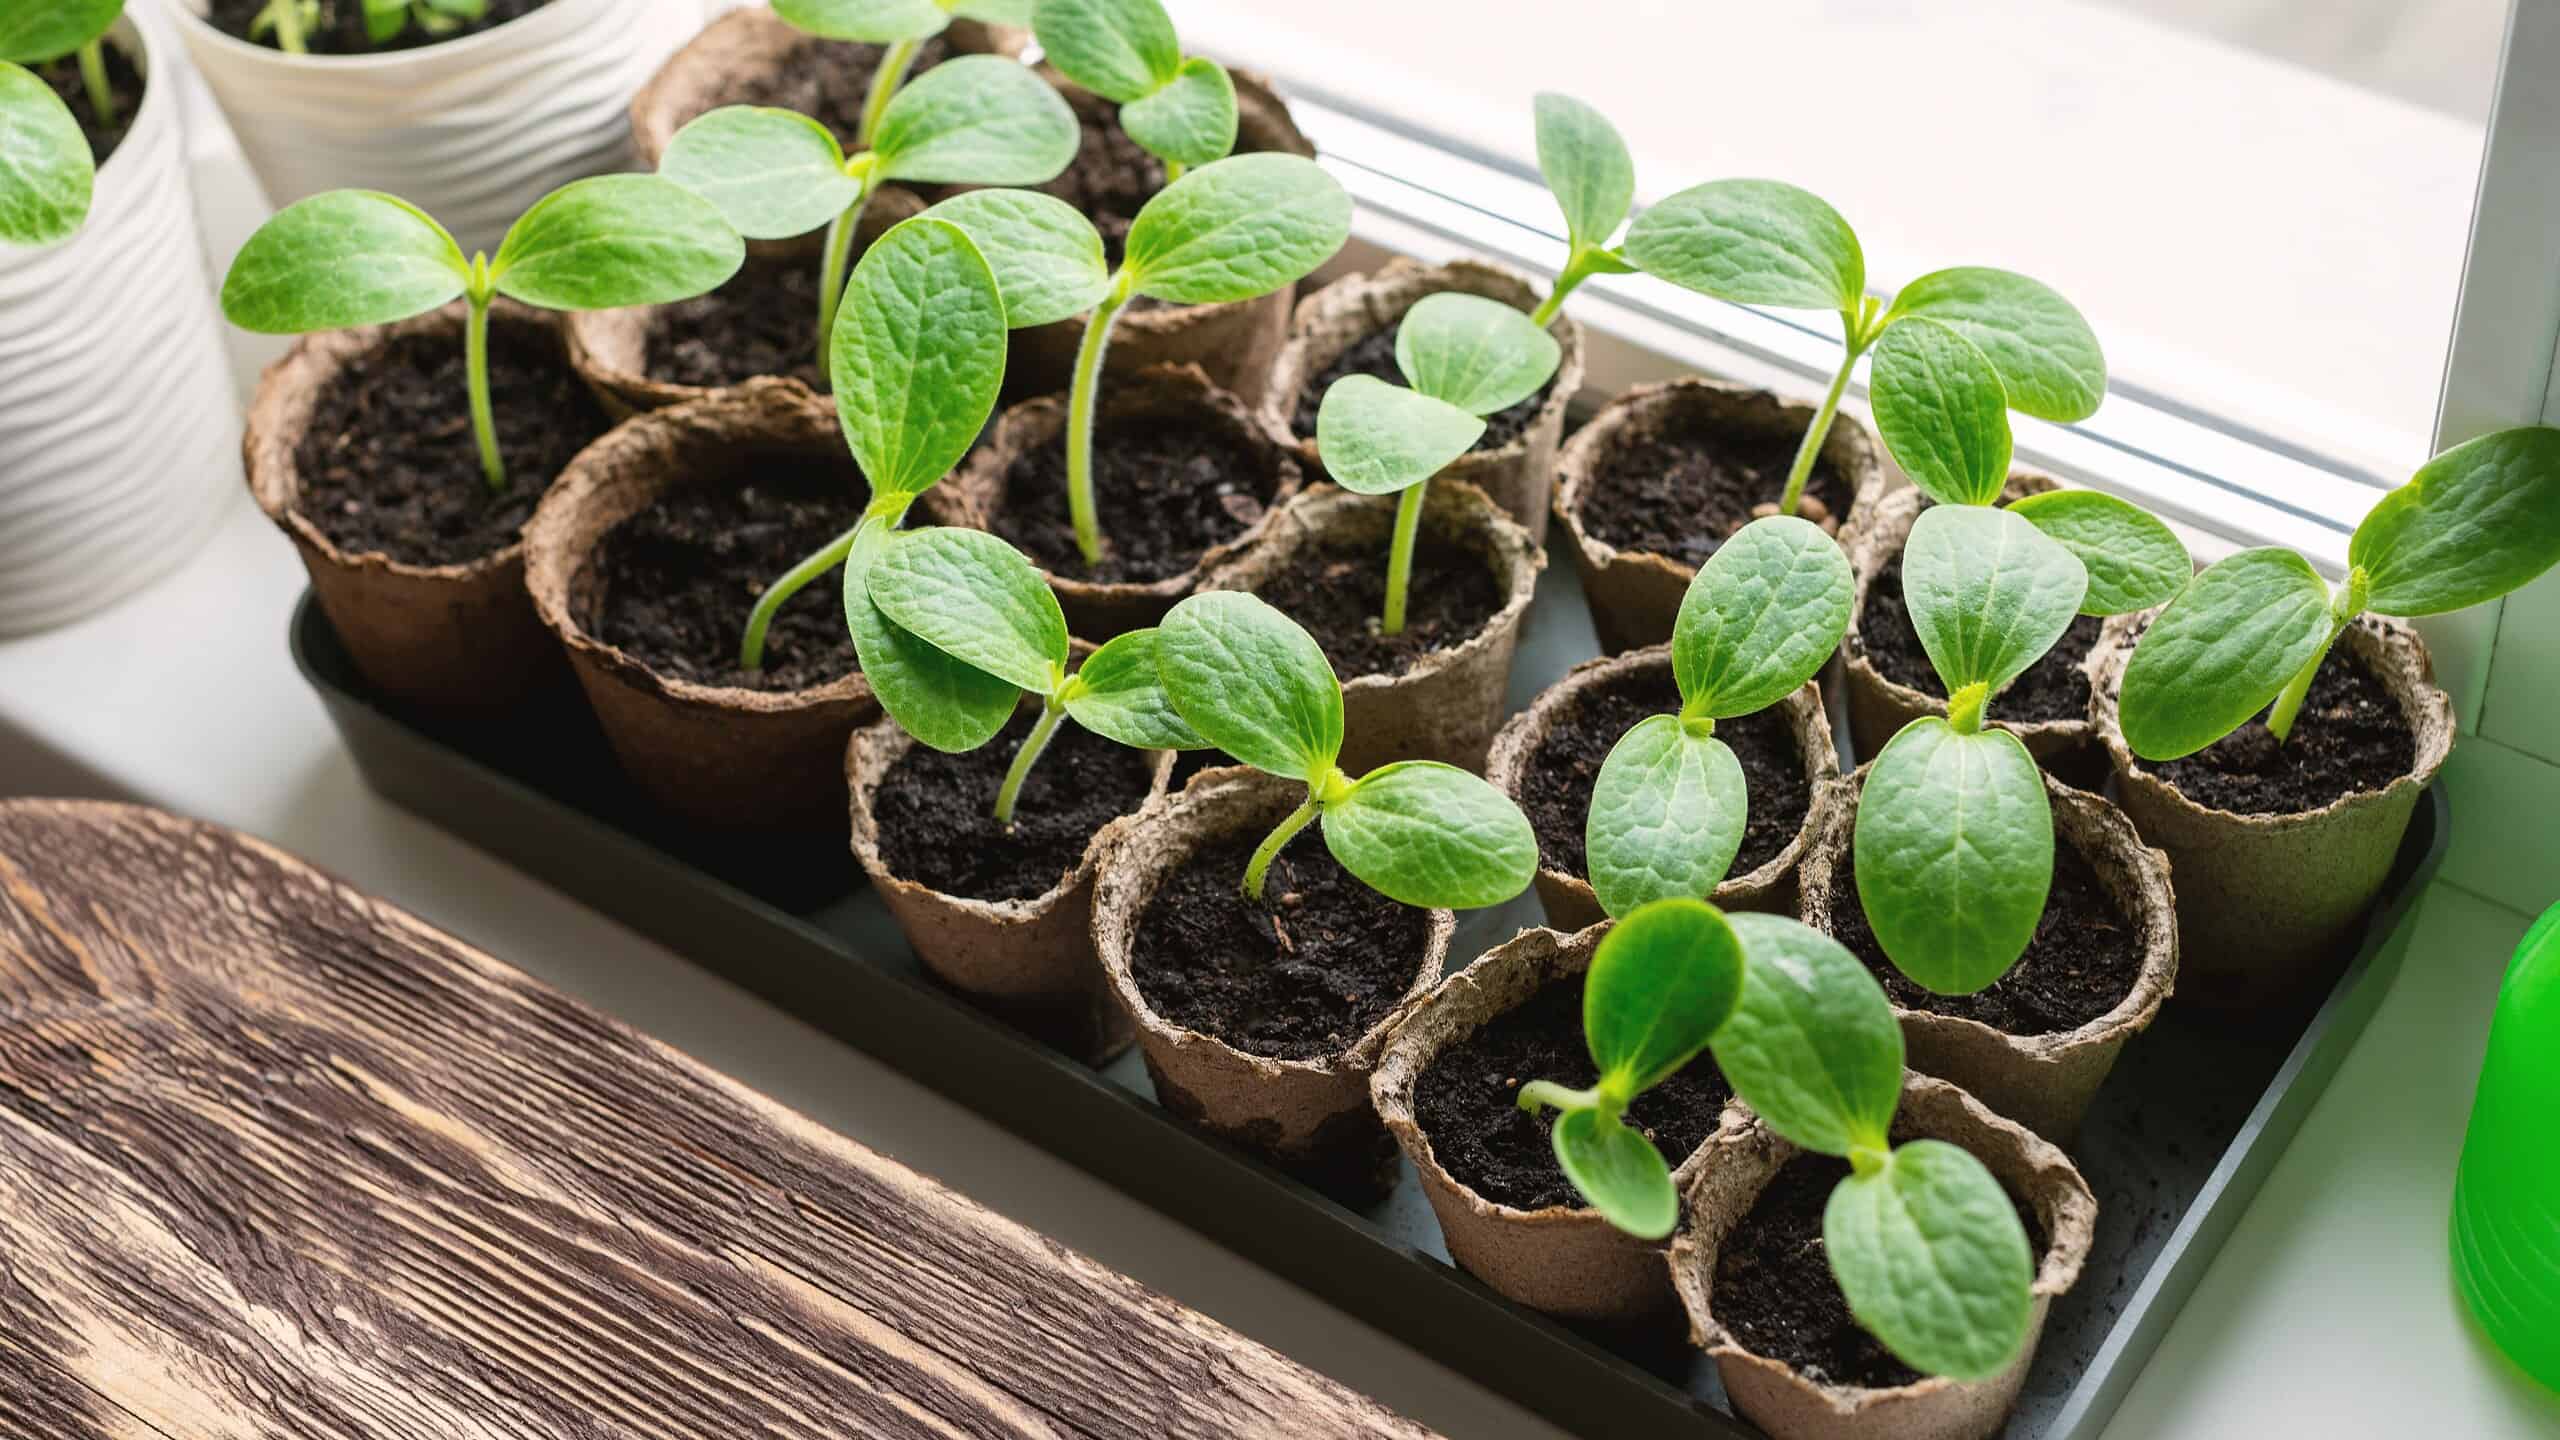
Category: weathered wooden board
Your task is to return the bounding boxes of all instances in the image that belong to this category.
[0,800,1439,1440]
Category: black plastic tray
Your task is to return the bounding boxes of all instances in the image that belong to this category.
[293,570,2449,1440]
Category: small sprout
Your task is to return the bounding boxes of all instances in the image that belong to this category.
[248,0,313,52]
[2120,425,2560,759]
[0,0,120,132]
[362,0,488,45]
[660,55,1075,365]
[1526,93,1640,325]
[1583,515,1852,918]
[1033,0,1236,179]
[1525,901,2035,1381]
[771,0,1035,146]
[0,62,93,247]
[222,178,743,492]
[1312,292,1560,634]
[1154,590,1537,910]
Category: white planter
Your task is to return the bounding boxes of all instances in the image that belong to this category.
[0,9,237,637]
[160,0,704,254]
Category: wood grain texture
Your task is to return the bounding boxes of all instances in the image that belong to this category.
[0,800,1440,1440]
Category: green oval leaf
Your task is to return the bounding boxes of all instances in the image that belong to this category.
[1871,317,2013,508]
[221,190,470,333]
[2006,488,2190,616]
[1122,152,1351,306]
[1532,92,1633,252]
[1825,1140,2035,1382]
[1313,375,1483,496]
[1157,591,1344,782]
[2117,547,2336,761]
[845,521,1022,753]
[832,216,1009,500]
[1853,720,2052,995]
[1031,0,1178,103]
[1712,911,1904,1157]
[1672,514,1853,718]
[873,54,1080,186]
[659,106,862,241]
[955,0,1033,22]
[1394,292,1561,417]
[869,527,1068,694]
[923,188,1111,328]
[1893,266,2106,424]
[491,174,744,311]
[1902,504,2086,699]
[0,0,120,64]
[1585,897,1744,1095]
[772,0,952,43]
[1621,178,1864,312]
[1585,717,1747,920]
[1120,56,1236,170]
[1552,1107,1677,1239]
[2350,425,2560,617]
[0,62,92,249]
[1063,629,1207,749]
[1323,761,1537,910]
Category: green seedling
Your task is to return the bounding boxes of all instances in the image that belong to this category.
[1522,899,2035,1381]
[1153,590,1537,910]
[222,176,741,492]
[362,0,489,46]
[771,0,1033,146]
[1583,515,1852,918]
[660,56,1075,365]
[1,0,121,130]
[1033,0,1235,180]
[2119,425,2560,761]
[1524,93,1640,326]
[0,61,91,246]
[1311,292,1560,634]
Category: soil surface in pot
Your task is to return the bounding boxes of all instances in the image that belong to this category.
[2137,647,2417,815]
[297,321,611,569]
[711,34,952,152]
[34,44,140,164]
[1251,537,1505,681]
[579,456,864,694]
[205,0,556,53]
[1826,842,2142,1036]
[646,256,828,394]
[1519,665,1811,883]
[991,410,1277,584]
[1864,552,2102,724]
[1415,973,1731,1213]
[1129,828,1431,1062]
[1290,320,1556,452]
[1717,1152,2045,1391]
[1580,423,1855,570]
[872,708,1157,902]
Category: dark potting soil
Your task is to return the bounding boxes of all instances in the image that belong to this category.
[872,707,1158,902]
[1290,319,1557,452]
[990,411,1278,583]
[1827,840,2143,1036]
[1580,424,1854,570]
[646,256,829,394]
[1414,974,1732,1213]
[34,44,140,165]
[580,456,865,694]
[1128,828,1433,1062]
[713,34,952,152]
[1518,665,1812,883]
[1863,552,2103,724]
[1715,1152,2046,1392]
[296,322,610,569]
[2141,646,2417,815]
[1250,538,1505,681]
[204,0,554,53]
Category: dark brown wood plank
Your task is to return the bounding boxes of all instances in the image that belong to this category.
[0,800,1440,1440]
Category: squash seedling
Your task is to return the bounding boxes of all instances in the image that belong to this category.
[0,61,91,246]
[1032,0,1234,181]
[1582,515,1852,918]
[1525,93,1639,326]
[1,0,120,129]
[1154,590,1537,910]
[2119,425,2560,761]
[1311,292,1560,634]
[222,176,743,491]
[772,0,1033,148]
[1521,899,2036,1382]
[361,0,489,46]
[660,56,1076,367]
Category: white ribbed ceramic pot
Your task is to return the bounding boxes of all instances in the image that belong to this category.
[0,9,237,637]
[161,0,704,253]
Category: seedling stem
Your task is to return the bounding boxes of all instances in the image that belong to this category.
[1531,244,1606,328]
[463,258,504,491]
[1066,270,1136,567]
[744,493,911,673]
[1242,787,1325,901]
[993,696,1067,824]
[1780,295,1884,517]
[1382,478,1428,636]
[857,39,919,146]
[814,155,880,367]
[76,40,113,127]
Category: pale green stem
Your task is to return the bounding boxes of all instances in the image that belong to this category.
[1241,792,1322,902]
[813,176,878,370]
[2265,621,2346,743]
[1530,247,1601,329]
[1515,1079,1601,1116]
[992,699,1068,824]
[1381,478,1429,636]
[1779,341,1859,517]
[270,0,309,54]
[464,286,504,492]
[1065,276,1135,568]
[77,40,116,128]
[856,38,920,147]
[740,519,865,673]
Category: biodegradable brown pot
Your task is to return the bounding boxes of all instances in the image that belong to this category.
[1555,378,1888,655]
[1259,257,1584,545]
[1091,769,1453,1191]
[847,697,1174,1064]
[1006,69,1316,403]
[1669,1076,2096,1440]
[245,300,571,712]
[1798,768,2178,1141]
[1484,648,1846,934]
[1372,923,1739,1324]
[949,364,1303,638]
[2090,612,2454,1006]
[1194,481,1541,775]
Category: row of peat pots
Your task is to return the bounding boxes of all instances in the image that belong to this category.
[236,15,2464,1440]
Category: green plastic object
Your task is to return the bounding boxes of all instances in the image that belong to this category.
[2451,898,2560,1393]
